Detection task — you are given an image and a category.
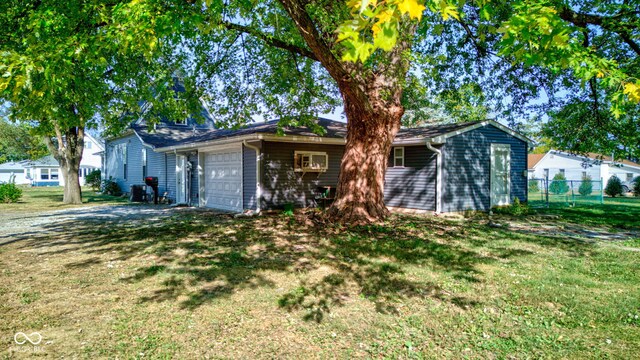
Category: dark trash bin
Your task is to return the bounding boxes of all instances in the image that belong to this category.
[130,185,147,202]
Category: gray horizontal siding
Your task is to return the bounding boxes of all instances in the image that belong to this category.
[261,141,344,209]
[105,134,177,201]
[243,145,257,210]
[442,124,528,212]
[384,146,437,211]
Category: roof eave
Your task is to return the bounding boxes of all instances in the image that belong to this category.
[425,120,534,145]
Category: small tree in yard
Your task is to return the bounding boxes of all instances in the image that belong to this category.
[85,170,102,191]
[549,173,569,195]
[578,175,593,196]
[633,177,640,197]
[605,176,623,197]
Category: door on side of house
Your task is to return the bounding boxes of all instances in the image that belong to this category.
[491,144,511,207]
[203,147,242,212]
[176,154,187,204]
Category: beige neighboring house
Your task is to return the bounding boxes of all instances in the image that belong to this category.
[528,150,640,191]
[0,133,104,186]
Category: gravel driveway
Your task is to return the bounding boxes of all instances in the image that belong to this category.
[0,205,177,245]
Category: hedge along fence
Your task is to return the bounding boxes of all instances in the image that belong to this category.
[528,177,604,208]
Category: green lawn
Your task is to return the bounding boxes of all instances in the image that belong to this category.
[529,193,640,229]
[0,186,127,213]
[1,198,638,358]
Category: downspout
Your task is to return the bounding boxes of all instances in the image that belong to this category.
[243,140,262,213]
[426,141,442,214]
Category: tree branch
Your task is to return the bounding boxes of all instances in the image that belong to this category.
[558,7,640,56]
[277,0,370,111]
[221,21,319,61]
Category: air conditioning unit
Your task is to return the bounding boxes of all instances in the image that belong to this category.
[294,151,328,172]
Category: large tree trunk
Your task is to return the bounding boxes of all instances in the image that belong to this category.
[277,0,413,224]
[327,94,403,224]
[63,161,83,204]
[43,124,85,204]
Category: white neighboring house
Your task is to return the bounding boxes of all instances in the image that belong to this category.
[0,160,31,184]
[0,133,104,186]
[528,150,640,191]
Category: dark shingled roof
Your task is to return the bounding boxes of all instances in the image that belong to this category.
[132,118,487,149]
[395,121,482,140]
[134,118,348,149]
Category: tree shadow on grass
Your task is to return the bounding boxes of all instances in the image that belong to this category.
[5,208,597,322]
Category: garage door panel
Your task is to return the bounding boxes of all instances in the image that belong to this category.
[204,148,242,212]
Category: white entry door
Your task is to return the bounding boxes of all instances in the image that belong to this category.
[203,148,242,212]
[491,144,511,207]
[176,155,187,204]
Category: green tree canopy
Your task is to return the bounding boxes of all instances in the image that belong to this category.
[0,117,48,163]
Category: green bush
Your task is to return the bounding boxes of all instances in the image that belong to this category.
[605,175,623,197]
[528,178,540,193]
[85,169,101,190]
[633,176,640,197]
[493,197,530,216]
[549,173,569,195]
[0,183,23,203]
[101,177,122,196]
[578,175,593,196]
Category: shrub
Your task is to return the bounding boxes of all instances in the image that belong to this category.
[633,176,640,197]
[101,177,122,196]
[85,169,101,190]
[578,175,593,196]
[549,173,569,195]
[528,178,540,193]
[493,197,530,216]
[605,175,623,197]
[0,183,23,203]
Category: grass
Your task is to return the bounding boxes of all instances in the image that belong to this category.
[528,194,640,230]
[0,186,127,213]
[1,200,639,358]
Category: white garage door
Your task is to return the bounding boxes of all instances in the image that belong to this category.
[204,148,242,212]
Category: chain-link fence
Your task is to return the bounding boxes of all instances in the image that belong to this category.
[528,177,604,208]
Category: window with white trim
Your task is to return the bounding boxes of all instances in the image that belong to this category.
[627,173,634,181]
[85,141,92,149]
[115,143,128,180]
[559,169,565,176]
[142,148,148,179]
[394,147,405,167]
[294,151,328,172]
[41,169,49,180]
[50,168,59,180]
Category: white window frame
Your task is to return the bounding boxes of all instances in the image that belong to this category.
[293,151,328,172]
[142,148,148,179]
[85,141,92,149]
[40,169,49,180]
[394,147,405,167]
[50,168,59,180]
[627,173,633,181]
